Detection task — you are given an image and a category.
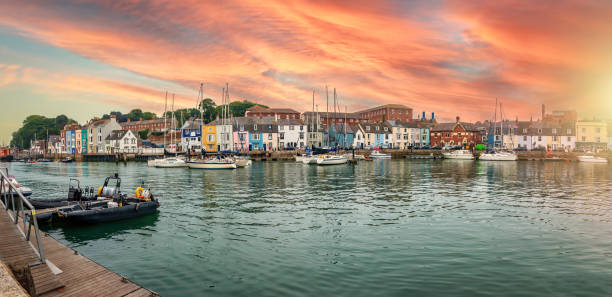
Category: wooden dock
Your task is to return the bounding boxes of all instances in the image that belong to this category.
[1,205,159,296]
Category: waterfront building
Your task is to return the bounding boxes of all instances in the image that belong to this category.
[202,124,217,152]
[75,129,82,154]
[302,111,367,126]
[356,104,413,123]
[120,118,174,132]
[359,123,393,148]
[248,118,278,151]
[245,106,300,120]
[576,120,608,151]
[85,115,121,153]
[277,119,307,149]
[180,119,202,151]
[430,117,482,148]
[386,121,412,149]
[232,117,252,152]
[104,130,140,153]
[207,119,233,151]
[306,125,324,148]
[486,121,518,150]
[47,135,61,155]
[326,123,355,149]
[30,139,47,156]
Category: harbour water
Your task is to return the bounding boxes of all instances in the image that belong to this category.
[4,160,612,296]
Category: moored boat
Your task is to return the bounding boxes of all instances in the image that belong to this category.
[316,154,348,165]
[370,150,391,159]
[61,157,73,163]
[57,198,159,224]
[28,178,98,209]
[577,154,608,163]
[187,157,237,169]
[154,157,187,168]
[234,158,252,168]
[302,156,319,164]
[443,150,474,160]
[479,151,518,161]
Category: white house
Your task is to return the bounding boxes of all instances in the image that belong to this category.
[180,119,202,151]
[386,121,411,149]
[86,115,122,153]
[105,130,140,153]
[278,119,307,149]
[352,125,366,149]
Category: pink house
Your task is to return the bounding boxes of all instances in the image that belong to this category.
[232,118,252,152]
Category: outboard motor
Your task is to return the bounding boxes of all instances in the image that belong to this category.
[68,178,83,201]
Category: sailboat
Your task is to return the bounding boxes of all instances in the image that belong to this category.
[155,93,187,168]
[479,99,517,161]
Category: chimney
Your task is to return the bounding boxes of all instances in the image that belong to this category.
[431,112,434,120]
[422,111,425,119]
[456,116,460,123]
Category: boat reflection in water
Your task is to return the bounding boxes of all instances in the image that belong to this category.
[45,212,160,244]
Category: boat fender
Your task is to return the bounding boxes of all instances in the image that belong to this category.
[135,203,140,211]
[97,186,103,196]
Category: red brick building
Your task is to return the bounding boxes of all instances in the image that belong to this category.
[245,106,300,120]
[430,117,482,148]
[301,112,368,126]
[356,104,413,123]
[120,118,176,132]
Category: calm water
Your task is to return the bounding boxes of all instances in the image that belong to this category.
[4,160,612,297]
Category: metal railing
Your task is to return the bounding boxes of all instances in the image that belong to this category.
[0,167,45,264]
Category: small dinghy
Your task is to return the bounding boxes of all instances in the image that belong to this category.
[1,174,33,197]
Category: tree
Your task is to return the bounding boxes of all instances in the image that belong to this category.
[138,128,149,140]
[10,114,77,149]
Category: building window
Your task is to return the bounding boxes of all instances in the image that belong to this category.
[268,134,272,140]
[538,129,542,133]
[567,137,571,141]
[254,124,258,130]
[523,128,527,133]
[523,136,527,141]
[552,128,557,134]
[567,129,572,134]
[280,133,285,140]
[582,136,586,141]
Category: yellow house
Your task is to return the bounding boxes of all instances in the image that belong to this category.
[202,124,217,152]
[576,120,607,151]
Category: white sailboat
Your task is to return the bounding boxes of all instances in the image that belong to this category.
[187,157,237,169]
[155,93,187,168]
[370,150,391,159]
[316,154,348,165]
[443,150,474,160]
[479,98,517,161]
[577,153,608,163]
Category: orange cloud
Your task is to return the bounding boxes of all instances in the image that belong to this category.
[0,0,610,124]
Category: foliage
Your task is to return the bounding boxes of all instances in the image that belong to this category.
[101,109,157,123]
[138,128,149,140]
[10,114,77,149]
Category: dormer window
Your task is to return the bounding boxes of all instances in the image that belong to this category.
[384,127,388,131]
[552,128,557,134]
[376,126,380,131]
[366,126,371,131]
[523,128,527,133]
[538,128,542,133]
[254,124,258,130]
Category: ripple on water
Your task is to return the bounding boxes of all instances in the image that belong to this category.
[7,160,612,297]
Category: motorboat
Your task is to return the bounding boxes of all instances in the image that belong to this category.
[442,150,474,160]
[57,197,159,224]
[28,178,98,209]
[147,158,161,167]
[2,175,33,197]
[316,154,348,165]
[577,153,608,163]
[61,157,73,163]
[154,157,187,168]
[187,157,237,169]
[479,151,518,161]
[370,150,391,159]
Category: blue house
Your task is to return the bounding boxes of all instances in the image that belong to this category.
[248,119,277,151]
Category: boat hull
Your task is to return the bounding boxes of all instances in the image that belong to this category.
[59,201,159,224]
[317,157,348,165]
[479,153,518,161]
[577,156,608,163]
[187,161,237,169]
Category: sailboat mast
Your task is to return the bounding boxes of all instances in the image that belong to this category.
[171,93,175,149]
[163,91,168,150]
[326,85,329,147]
[493,97,498,150]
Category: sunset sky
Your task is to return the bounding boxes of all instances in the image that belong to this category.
[1,0,611,143]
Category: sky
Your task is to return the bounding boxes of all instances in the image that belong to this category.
[1,0,612,143]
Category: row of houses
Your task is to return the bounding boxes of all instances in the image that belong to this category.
[27,104,611,155]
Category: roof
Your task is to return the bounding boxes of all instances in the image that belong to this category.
[180,119,203,130]
[431,122,479,132]
[277,119,304,126]
[360,123,393,134]
[357,104,412,113]
[302,111,364,119]
[105,130,133,141]
[246,106,299,113]
[121,118,168,127]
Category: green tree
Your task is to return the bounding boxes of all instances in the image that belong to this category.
[10,114,76,149]
[138,128,149,140]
